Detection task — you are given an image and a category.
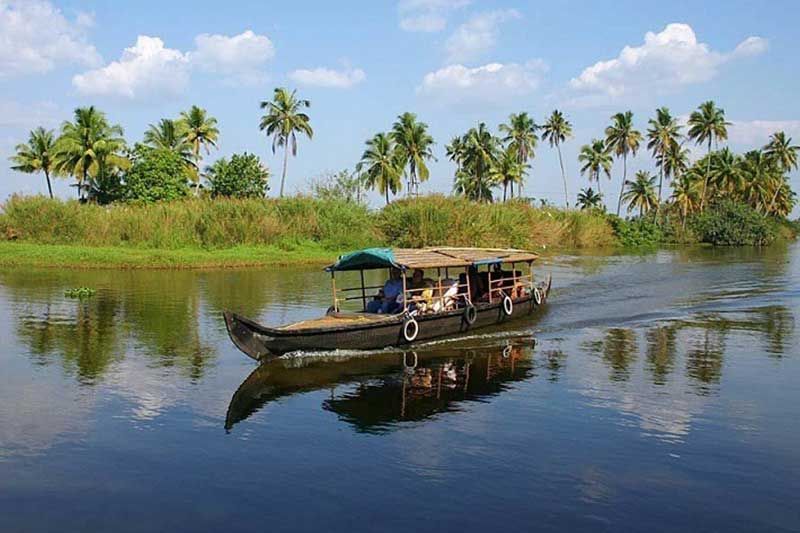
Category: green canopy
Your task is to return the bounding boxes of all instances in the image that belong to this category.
[326,248,399,272]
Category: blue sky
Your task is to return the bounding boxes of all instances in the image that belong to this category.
[2,0,798,211]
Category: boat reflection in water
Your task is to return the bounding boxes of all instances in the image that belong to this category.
[225,339,536,433]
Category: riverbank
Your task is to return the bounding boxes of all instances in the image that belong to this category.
[0,242,340,269]
[0,195,618,268]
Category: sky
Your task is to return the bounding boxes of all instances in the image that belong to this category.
[1,0,799,212]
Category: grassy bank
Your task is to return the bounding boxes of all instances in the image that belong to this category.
[0,195,617,268]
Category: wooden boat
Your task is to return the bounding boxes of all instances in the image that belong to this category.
[224,247,551,361]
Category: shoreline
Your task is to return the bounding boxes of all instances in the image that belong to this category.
[0,242,340,270]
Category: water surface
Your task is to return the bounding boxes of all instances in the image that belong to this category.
[1,245,798,532]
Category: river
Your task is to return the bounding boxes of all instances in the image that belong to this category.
[1,245,798,532]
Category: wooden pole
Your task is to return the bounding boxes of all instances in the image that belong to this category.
[488,268,493,304]
[359,269,367,311]
[331,272,338,311]
[465,266,471,304]
[402,270,408,313]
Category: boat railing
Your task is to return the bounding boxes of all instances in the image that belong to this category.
[486,272,534,303]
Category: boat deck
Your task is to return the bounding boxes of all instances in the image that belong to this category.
[278,312,400,331]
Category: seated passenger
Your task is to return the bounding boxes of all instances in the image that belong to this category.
[432,279,459,312]
[409,269,435,313]
[366,268,404,314]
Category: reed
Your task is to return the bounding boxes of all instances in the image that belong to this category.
[0,195,618,260]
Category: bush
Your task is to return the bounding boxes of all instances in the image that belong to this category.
[609,215,664,247]
[310,170,365,203]
[690,199,777,246]
[123,147,192,202]
[206,153,269,198]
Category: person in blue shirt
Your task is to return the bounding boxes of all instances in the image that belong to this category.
[366,268,404,314]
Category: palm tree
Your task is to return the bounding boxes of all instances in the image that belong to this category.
[622,170,657,217]
[739,150,774,213]
[670,172,700,229]
[53,106,127,200]
[144,119,193,160]
[499,112,537,198]
[356,133,403,205]
[764,131,799,173]
[577,187,603,210]
[179,106,219,195]
[10,127,58,198]
[491,149,527,201]
[662,141,690,186]
[605,110,642,216]
[578,139,612,194]
[259,87,313,197]
[708,148,742,196]
[687,100,730,210]
[646,107,682,205]
[541,110,573,207]
[462,123,500,202]
[391,112,435,197]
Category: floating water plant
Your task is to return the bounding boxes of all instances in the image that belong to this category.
[64,287,96,299]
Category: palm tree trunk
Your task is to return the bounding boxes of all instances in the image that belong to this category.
[194,144,201,196]
[701,138,711,211]
[656,161,664,218]
[385,187,390,205]
[503,181,507,202]
[596,171,602,195]
[767,185,781,215]
[682,203,687,231]
[44,169,53,199]
[510,180,514,199]
[616,153,627,216]
[280,140,289,198]
[557,143,568,207]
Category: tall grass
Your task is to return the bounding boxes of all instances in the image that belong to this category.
[0,194,617,252]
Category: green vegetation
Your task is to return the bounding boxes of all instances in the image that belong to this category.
[206,153,270,198]
[5,93,798,270]
[64,287,96,298]
[124,147,193,202]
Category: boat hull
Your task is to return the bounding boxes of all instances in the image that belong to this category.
[224,276,551,361]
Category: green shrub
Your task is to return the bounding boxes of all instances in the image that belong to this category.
[609,215,664,247]
[123,148,192,202]
[206,153,269,198]
[690,199,777,246]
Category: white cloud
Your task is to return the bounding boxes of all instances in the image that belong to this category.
[728,120,800,146]
[72,30,276,99]
[191,30,274,86]
[570,23,767,100]
[72,36,189,99]
[418,60,547,105]
[398,0,470,32]
[444,9,521,63]
[288,65,366,89]
[0,0,101,77]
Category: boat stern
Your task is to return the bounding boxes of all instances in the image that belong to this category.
[223,311,274,361]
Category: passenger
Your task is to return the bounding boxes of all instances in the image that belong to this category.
[366,268,404,314]
[409,269,435,313]
[432,278,459,312]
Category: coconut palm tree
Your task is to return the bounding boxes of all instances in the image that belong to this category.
[764,131,799,173]
[144,119,193,161]
[53,106,127,200]
[578,139,612,195]
[670,172,700,229]
[622,170,657,217]
[391,112,435,197]
[499,112,537,198]
[687,101,730,210]
[739,150,775,213]
[577,187,603,210]
[179,105,219,195]
[356,132,403,205]
[708,148,742,196]
[662,141,690,186]
[647,107,682,205]
[462,123,500,202]
[491,149,527,202]
[259,87,313,197]
[605,110,642,216]
[541,110,573,207]
[9,127,58,198]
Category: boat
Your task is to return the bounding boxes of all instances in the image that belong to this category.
[223,247,552,361]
